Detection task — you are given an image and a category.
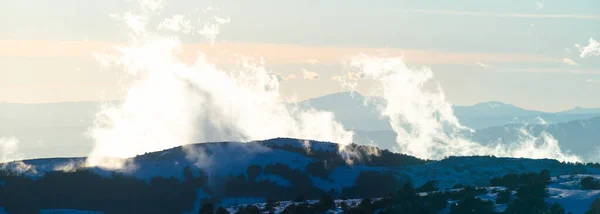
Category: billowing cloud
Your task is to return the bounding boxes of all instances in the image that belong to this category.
[0,137,37,174]
[302,69,320,80]
[562,58,578,66]
[86,1,353,170]
[0,137,19,163]
[346,54,580,162]
[576,38,600,58]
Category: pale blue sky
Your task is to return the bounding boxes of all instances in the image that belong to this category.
[1,0,599,111]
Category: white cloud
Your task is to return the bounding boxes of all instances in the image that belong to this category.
[476,62,491,68]
[197,16,230,44]
[535,1,544,11]
[0,137,36,174]
[302,69,320,80]
[562,58,578,66]
[536,1,544,11]
[86,2,353,170]
[347,54,580,162]
[0,137,19,163]
[576,38,600,58]
[157,15,192,33]
[307,59,319,65]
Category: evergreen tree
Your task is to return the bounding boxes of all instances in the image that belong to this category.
[449,195,493,214]
[586,198,600,214]
[504,181,548,214]
[416,180,439,192]
[495,189,512,204]
[199,203,215,214]
[215,207,229,214]
[582,177,600,190]
[548,202,565,214]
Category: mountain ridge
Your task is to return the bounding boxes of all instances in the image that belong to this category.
[3,92,600,160]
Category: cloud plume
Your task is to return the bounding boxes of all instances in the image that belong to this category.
[345,54,580,162]
[0,137,37,174]
[86,1,352,169]
[84,0,582,170]
[0,137,19,163]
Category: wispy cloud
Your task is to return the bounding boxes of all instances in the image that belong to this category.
[576,38,600,58]
[507,68,598,74]
[586,79,600,84]
[331,72,366,81]
[562,58,578,66]
[302,69,319,80]
[536,1,544,11]
[0,40,558,66]
[476,62,491,68]
[406,9,600,20]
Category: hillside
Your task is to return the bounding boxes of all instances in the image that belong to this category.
[218,174,600,214]
[2,138,600,213]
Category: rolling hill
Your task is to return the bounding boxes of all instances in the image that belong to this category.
[2,138,600,213]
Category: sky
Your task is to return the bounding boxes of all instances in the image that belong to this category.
[1,0,599,112]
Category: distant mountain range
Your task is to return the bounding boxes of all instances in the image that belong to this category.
[297,92,600,161]
[1,93,600,160]
[353,117,600,162]
[298,92,600,131]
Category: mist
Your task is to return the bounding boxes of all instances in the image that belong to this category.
[78,0,588,172]
[86,0,354,169]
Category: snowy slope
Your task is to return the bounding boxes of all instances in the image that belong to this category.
[2,139,599,188]
[222,175,600,214]
[2,138,600,214]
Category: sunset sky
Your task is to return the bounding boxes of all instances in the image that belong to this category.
[1,0,599,111]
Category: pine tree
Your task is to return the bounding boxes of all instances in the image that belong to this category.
[199,203,215,214]
[586,198,600,214]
